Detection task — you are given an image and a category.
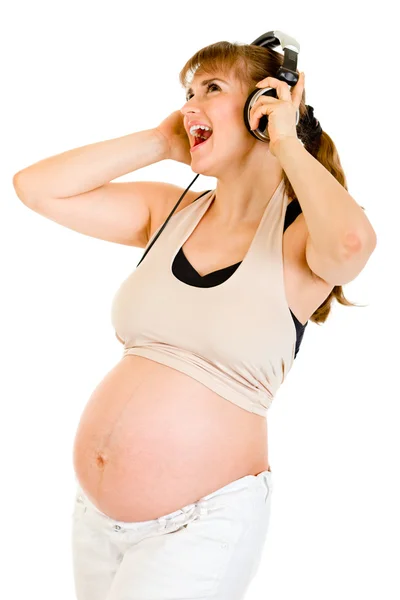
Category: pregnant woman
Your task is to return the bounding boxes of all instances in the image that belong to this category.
[13,33,376,600]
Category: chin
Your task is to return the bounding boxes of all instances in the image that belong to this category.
[189,153,232,180]
[190,165,217,178]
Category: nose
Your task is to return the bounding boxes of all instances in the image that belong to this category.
[180,103,200,133]
[180,97,200,119]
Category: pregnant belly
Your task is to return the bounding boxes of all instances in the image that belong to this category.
[72,355,269,522]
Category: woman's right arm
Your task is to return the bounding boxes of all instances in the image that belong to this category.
[13,128,169,200]
[12,129,185,248]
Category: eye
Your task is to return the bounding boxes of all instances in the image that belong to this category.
[186,82,220,101]
[207,82,220,93]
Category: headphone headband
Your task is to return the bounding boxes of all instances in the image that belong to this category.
[250,30,300,87]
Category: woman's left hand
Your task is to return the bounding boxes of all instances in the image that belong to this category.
[250,72,305,157]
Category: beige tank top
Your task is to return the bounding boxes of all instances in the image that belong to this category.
[111,177,296,417]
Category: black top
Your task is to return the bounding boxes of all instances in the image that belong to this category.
[171,197,308,360]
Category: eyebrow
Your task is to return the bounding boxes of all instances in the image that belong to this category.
[185,78,228,98]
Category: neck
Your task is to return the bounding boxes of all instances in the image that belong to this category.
[208,151,285,229]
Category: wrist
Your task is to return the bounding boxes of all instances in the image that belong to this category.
[270,135,304,159]
[152,128,171,161]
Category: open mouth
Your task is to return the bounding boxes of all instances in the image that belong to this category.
[191,130,213,151]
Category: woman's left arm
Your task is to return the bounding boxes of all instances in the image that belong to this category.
[274,136,377,258]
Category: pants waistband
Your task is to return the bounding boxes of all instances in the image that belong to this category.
[74,468,273,533]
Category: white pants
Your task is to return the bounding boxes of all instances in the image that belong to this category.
[71,468,273,600]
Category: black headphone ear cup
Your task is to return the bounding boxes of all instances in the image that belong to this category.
[243,90,260,139]
[243,87,278,141]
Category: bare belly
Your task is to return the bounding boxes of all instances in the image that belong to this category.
[72,354,270,522]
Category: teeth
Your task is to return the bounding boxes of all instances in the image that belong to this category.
[189,125,212,136]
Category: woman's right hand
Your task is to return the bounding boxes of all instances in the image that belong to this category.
[155,110,192,166]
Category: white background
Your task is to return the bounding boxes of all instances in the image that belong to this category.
[2,1,399,599]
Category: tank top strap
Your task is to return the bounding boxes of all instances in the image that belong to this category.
[191,190,213,203]
[137,189,216,271]
[248,178,289,261]
[166,189,216,245]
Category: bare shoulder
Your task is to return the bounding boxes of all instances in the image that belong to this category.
[148,185,210,241]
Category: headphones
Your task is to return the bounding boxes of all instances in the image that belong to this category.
[136,30,300,268]
[243,30,300,142]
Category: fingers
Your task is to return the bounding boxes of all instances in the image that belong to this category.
[250,100,275,130]
[250,72,305,132]
[292,72,305,106]
[255,73,304,108]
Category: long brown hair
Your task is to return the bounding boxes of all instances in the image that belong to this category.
[179,41,367,324]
